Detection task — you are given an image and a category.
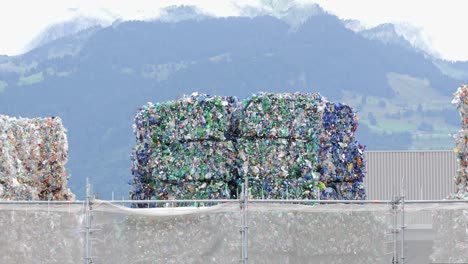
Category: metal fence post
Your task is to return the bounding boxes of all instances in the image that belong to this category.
[240,182,245,263]
[400,195,405,264]
[85,178,94,264]
[239,177,249,264]
[392,196,400,264]
[244,177,249,264]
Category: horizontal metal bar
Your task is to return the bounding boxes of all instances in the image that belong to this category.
[248,199,394,204]
[0,200,83,205]
[249,199,468,204]
[404,200,468,204]
[0,199,466,205]
[102,199,238,204]
[366,150,452,153]
[100,199,393,205]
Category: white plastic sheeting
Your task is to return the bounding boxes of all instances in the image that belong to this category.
[0,203,83,263]
[431,203,468,262]
[0,201,466,263]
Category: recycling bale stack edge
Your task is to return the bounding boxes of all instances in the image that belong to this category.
[451,85,468,199]
[318,102,366,200]
[130,93,238,203]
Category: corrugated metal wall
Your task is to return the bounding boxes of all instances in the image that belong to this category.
[365,151,457,200]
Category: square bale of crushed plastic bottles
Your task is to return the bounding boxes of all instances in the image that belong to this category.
[236,138,320,181]
[0,115,74,200]
[321,102,358,138]
[131,140,237,184]
[235,92,325,139]
[133,93,237,144]
[325,182,366,200]
[242,177,320,200]
[131,179,234,202]
[317,138,366,183]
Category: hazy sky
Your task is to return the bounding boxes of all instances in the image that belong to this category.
[0,0,467,61]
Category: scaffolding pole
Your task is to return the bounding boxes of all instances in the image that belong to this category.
[400,194,405,264]
[400,178,406,264]
[239,183,245,263]
[84,178,94,264]
[244,177,249,264]
[391,196,400,264]
[239,177,249,264]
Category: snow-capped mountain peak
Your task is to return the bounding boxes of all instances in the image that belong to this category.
[345,20,439,58]
[24,16,113,53]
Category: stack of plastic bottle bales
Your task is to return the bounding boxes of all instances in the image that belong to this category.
[451,85,468,199]
[130,92,367,202]
[0,115,74,200]
[130,93,238,203]
[318,102,367,200]
[235,93,326,199]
